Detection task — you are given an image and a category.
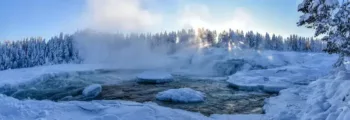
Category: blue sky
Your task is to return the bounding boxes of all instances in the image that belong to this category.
[0,0,313,41]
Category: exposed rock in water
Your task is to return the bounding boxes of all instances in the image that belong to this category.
[82,84,102,98]
[136,71,174,84]
[156,88,205,103]
[229,82,286,94]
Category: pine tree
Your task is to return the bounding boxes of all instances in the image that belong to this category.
[264,33,271,50]
[297,0,350,67]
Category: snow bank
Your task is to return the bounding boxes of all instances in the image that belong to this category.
[172,48,337,77]
[0,64,112,86]
[210,114,263,120]
[156,88,205,103]
[137,71,174,83]
[228,66,321,93]
[82,84,102,98]
[0,94,213,120]
[299,70,350,120]
[263,65,350,120]
[0,93,267,120]
[263,86,309,119]
[227,52,337,93]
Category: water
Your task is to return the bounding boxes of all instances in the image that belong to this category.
[0,70,274,116]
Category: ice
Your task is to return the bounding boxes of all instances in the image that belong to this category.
[262,84,288,93]
[82,84,102,98]
[136,71,174,84]
[0,48,343,120]
[156,88,205,103]
[0,94,213,120]
[262,62,350,120]
[0,64,113,86]
[263,86,309,120]
[227,52,337,93]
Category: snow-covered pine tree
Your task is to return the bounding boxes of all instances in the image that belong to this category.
[255,32,263,50]
[264,33,271,50]
[246,31,255,49]
[297,0,350,67]
[276,35,284,51]
[218,31,230,48]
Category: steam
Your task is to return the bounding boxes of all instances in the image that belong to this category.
[73,31,201,69]
[74,0,234,69]
[178,4,255,33]
[85,0,162,32]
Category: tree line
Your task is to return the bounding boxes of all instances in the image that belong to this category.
[297,0,350,67]
[0,33,81,70]
[0,29,325,71]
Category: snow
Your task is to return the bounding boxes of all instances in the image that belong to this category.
[325,0,338,7]
[156,88,205,103]
[263,86,309,120]
[0,64,111,86]
[262,61,350,120]
[299,69,350,120]
[0,48,344,120]
[227,52,337,93]
[0,94,211,120]
[136,71,174,83]
[82,84,102,98]
[210,114,263,120]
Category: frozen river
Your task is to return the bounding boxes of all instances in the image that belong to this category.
[0,69,274,116]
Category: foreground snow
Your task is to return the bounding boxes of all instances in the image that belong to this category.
[263,67,350,120]
[0,94,266,120]
[0,94,211,120]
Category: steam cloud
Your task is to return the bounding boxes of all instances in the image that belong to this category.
[85,0,162,32]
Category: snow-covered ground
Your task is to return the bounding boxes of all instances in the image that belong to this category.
[227,52,337,93]
[0,64,112,86]
[263,65,350,120]
[0,48,344,120]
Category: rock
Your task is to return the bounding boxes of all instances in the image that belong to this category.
[82,84,102,98]
[156,88,205,103]
[136,71,173,84]
[229,82,286,94]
